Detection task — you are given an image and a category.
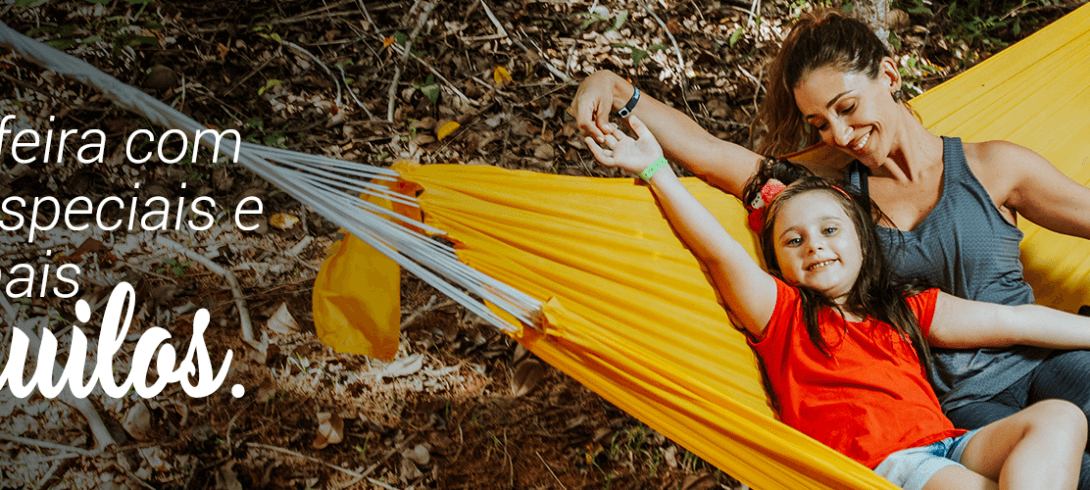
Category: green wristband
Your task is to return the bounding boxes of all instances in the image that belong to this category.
[638,156,669,183]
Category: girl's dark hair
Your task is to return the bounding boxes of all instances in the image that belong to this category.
[753,10,897,156]
[742,159,934,381]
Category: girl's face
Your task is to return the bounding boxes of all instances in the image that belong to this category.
[792,60,902,169]
[771,191,863,303]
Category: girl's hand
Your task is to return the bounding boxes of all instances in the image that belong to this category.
[585,114,665,175]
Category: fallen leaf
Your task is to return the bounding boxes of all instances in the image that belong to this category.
[404,444,431,467]
[409,117,437,130]
[400,458,424,480]
[257,378,277,401]
[411,133,437,145]
[217,461,244,490]
[534,143,556,160]
[682,474,718,490]
[122,402,153,441]
[139,446,171,472]
[266,302,299,335]
[381,353,425,378]
[493,66,513,85]
[269,213,299,230]
[510,358,546,397]
[312,412,344,449]
[383,37,395,48]
[664,445,679,468]
[437,121,460,141]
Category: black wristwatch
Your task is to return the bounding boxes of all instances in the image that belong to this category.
[617,86,640,118]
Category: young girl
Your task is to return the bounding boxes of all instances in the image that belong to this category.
[585,115,1089,490]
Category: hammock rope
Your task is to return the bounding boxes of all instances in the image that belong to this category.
[0,20,540,334]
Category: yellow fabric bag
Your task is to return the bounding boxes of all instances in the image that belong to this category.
[313,5,1090,489]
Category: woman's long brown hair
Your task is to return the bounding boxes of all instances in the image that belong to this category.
[753,11,894,157]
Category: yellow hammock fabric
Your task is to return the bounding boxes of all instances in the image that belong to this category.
[314,5,1090,490]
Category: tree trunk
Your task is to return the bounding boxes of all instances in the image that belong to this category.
[854,0,890,48]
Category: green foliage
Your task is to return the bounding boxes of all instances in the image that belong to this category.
[252,25,282,44]
[257,79,281,96]
[897,53,939,97]
[897,0,1068,65]
[729,26,745,47]
[572,8,628,31]
[157,259,190,277]
[242,118,292,149]
[23,1,160,52]
[410,74,440,105]
[610,43,669,68]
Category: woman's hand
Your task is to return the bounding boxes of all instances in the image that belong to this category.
[572,70,625,143]
[585,115,664,175]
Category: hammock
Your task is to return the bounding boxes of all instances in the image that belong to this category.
[3,5,1089,488]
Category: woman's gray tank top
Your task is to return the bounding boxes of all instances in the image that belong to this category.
[846,136,1049,412]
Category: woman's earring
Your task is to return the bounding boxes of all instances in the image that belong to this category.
[893,89,905,102]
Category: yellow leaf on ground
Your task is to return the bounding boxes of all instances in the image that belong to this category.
[437,121,460,141]
[493,66,513,85]
[383,37,395,48]
[269,213,299,230]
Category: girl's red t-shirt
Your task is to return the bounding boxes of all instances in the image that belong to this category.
[750,278,965,468]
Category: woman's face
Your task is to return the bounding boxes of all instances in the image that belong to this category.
[792,61,901,168]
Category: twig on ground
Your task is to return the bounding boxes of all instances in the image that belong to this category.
[738,66,764,112]
[339,64,376,118]
[0,433,100,457]
[537,451,568,490]
[478,0,509,39]
[111,461,157,490]
[401,296,457,328]
[0,453,81,466]
[513,27,572,83]
[156,236,254,343]
[335,430,423,489]
[748,0,761,26]
[282,40,342,109]
[0,71,54,98]
[355,0,379,33]
[221,57,273,97]
[34,460,62,490]
[387,1,436,121]
[247,443,402,489]
[388,43,477,107]
[225,400,255,450]
[634,0,694,119]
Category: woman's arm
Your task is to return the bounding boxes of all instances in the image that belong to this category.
[585,115,777,336]
[572,70,765,198]
[928,292,1090,349]
[972,140,1090,239]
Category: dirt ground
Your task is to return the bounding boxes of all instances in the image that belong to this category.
[0,0,1084,489]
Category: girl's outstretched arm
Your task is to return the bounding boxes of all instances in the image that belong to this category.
[928,292,1090,349]
[572,70,764,199]
[586,115,777,337]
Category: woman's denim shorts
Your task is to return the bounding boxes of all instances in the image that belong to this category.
[873,429,981,490]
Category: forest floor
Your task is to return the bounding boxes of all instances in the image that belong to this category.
[1,0,1085,489]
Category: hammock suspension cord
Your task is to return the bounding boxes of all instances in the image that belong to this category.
[0,20,540,333]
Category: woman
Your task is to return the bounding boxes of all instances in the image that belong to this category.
[571,10,1090,487]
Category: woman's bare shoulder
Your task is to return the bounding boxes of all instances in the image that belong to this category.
[962,139,1049,192]
[963,139,1042,170]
